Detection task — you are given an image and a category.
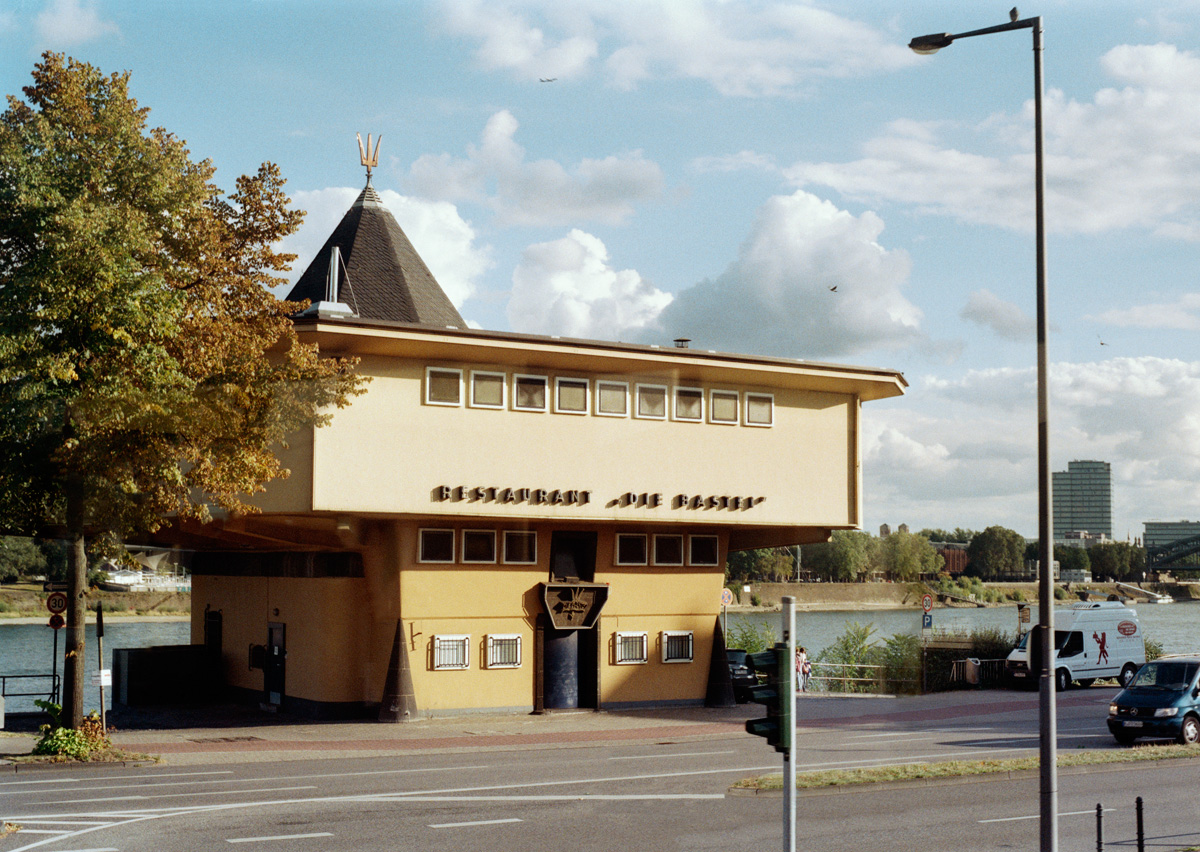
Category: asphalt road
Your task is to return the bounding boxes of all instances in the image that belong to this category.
[2,687,1196,852]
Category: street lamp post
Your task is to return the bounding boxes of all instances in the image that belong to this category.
[909,14,1056,852]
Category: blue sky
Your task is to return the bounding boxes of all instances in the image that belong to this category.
[4,0,1200,542]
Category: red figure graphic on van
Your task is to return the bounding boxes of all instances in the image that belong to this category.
[1093,631,1109,664]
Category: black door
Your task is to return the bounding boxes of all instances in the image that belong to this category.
[544,532,599,709]
[265,622,285,707]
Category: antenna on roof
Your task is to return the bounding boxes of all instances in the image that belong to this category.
[357,132,381,178]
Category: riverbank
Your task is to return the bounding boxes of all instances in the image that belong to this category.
[0,584,190,619]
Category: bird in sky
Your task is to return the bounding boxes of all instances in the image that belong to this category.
[1098,334,1108,346]
[539,77,557,83]
[828,285,838,292]
[1010,7,1019,22]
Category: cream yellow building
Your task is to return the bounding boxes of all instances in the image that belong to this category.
[172,174,905,719]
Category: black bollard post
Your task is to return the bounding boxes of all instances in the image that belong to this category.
[1096,803,1103,852]
[1136,796,1144,852]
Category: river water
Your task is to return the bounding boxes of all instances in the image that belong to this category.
[725,601,1200,658]
[0,619,189,714]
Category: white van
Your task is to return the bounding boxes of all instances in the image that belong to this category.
[1006,601,1144,690]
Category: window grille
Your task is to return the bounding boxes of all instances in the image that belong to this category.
[662,631,694,663]
[615,632,648,664]
[433,635,470,670]
[486,634,522,668]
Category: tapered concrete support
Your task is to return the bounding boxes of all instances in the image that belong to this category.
[378,619,418,722]
[705,617,737,707]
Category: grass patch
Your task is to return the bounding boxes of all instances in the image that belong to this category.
[733,744,1200,790]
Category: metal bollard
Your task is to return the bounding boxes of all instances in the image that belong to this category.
[1136,796,1144,852]
[1096,803,1103,852]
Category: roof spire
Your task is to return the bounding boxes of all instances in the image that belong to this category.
[357,132,381,180]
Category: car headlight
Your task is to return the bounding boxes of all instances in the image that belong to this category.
[1109,704,1119,715]
[1154,707,1179,718]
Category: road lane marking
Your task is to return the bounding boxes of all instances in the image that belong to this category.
[609,751,735,760]
[980,808,1114,823]
[227,832,334,843]
[428,818,522,829]
[41,786,318,806]
[0,770,234,789]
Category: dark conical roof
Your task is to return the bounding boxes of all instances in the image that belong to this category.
[287,181,468,328]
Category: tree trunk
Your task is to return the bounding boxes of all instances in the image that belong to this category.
[62,482,86,729]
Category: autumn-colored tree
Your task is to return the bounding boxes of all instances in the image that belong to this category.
[0,54,364,726]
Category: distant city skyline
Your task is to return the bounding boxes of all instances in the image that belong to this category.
[3,2,1200,538]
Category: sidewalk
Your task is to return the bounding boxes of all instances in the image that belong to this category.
[0,688,1103,767]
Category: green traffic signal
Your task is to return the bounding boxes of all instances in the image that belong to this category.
[743,643,793,752]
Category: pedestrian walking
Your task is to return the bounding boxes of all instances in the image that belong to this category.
[796,645,810,692]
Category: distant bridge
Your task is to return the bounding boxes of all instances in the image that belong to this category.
[1147,533,1200,570]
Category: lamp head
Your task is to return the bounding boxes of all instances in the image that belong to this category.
[909,33,954,55]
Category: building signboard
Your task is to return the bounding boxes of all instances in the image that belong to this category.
[541,582,609,630]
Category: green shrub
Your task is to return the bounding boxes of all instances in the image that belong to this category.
[750,593,762,607]
[1010,590,1024,602]
[1053,585,1067,600]
[1145,634,1164,661]
[726,619,775,654]
[31,701,112,761]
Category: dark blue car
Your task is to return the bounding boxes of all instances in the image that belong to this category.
[1107,655,1200,745]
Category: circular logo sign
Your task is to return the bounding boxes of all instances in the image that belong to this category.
[721,588,735,606]
[1117,620,1138,637]
[46,591,68,615]
[48,613,65,630]
[922,594,933,613]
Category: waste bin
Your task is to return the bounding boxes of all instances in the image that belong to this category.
[964,657,981,686]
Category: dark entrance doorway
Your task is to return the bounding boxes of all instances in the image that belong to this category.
[265,622,286,707]
[543,531,599,709]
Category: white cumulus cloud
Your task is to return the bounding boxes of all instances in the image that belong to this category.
[35,0,118,46]
[960,290,1036,341]
[641,190,925,358]
[788,44,1200,237]
[407,110,663,227]
[508,229,671,339]
[437,0,915,96]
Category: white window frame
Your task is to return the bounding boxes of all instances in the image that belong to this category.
[661,630,694,664]
[635,383,668,420]
[595,380,629,417]
[744,392,774,427]
[418,528,456,564]
[486,634,523,669]
[615,631,649,665]
[502,530,538,565]
[469,370,506,409]
[461,529,497,564]
[673,386,704,422]
[688,535,720,567]
[425,367,463,407]
[615,533,648,566]
[709,389,739,425]
[433,634,470,670]
[512,374,548,412]
[653,534,685,566]
[554,377,590,415]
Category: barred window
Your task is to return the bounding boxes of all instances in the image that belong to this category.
[662,631,694,663]
[615,631,648,665]
[486,634,522,669]
[433,635,470,670]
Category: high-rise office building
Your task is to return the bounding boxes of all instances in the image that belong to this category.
[1053,460,1112,539]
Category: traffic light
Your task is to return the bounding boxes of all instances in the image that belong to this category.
[744,642,793,752]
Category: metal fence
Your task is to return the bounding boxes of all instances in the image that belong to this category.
[803,662,918,695]
[0,673,59,707]
[948,657,1008,688]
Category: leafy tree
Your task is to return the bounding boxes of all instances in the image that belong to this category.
[965,526,1025,579]
[802,531,878,582]
[917,527,978,544]
[0,536,46,583]
[1053,544,1090,577]
[880,530,944,581]
[0,54,364,726]
[725,546,795,584]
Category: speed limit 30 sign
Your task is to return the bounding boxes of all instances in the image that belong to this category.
[921,593,933,613]
[46,591,68,615]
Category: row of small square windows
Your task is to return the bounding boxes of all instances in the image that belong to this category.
[418,529,720,567]
[426,367,774,427]
[432,630,694,670]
